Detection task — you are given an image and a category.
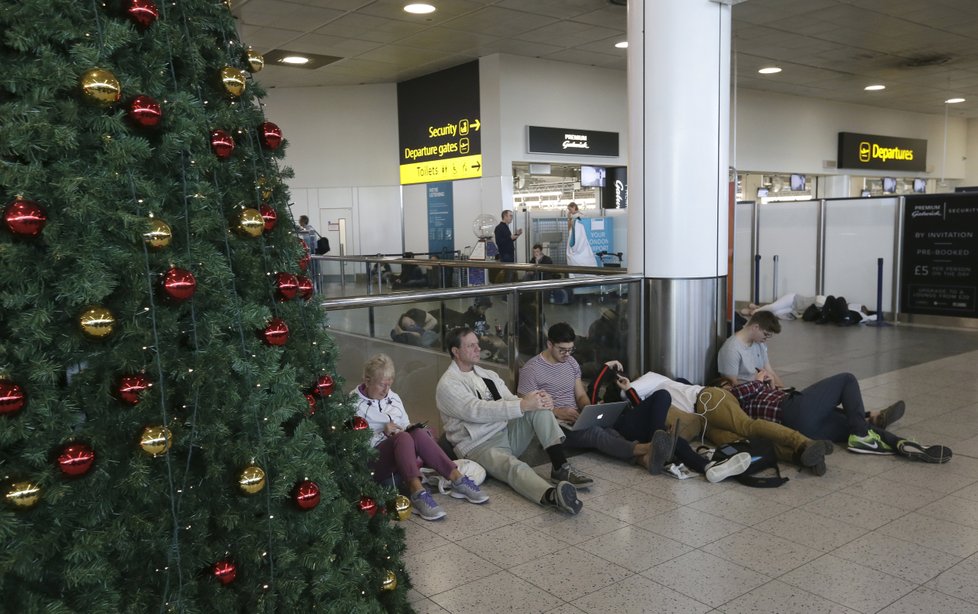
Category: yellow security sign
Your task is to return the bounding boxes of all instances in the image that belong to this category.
[400,154,483,185]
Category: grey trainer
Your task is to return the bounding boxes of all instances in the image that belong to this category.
[551,462,594,488]
[411,489,446,521]
[450,476,489,504]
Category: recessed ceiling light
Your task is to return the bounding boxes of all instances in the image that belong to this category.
[946,97,966,104]
[280,55,310,65]
[615,41,628,49]
[864,84,886,91]
[758,67,781,74]
[404,3,436,14]
[263,50,343,70]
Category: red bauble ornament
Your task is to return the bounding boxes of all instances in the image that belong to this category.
[0,380,26,415]
[262,318,289,346]
[117,374,152,405]
[358,495,378,518]
[349,416,369,431]
[315,374,335,398]
[293,480,321,510]
[125,0,159,28]
[57,443,95,477]
[259,204,277,233]
[305,393,317,415]
[209,129,235,158]
[212,560,237,585]
[3,198,47,238]
[127,94,162,128]
[296,276,313,300]
[258,122,283,150]
[160,267,197,302]
[275,272,298,301]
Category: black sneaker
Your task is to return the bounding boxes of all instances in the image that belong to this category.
[898,440,952,464]
[647,429,677,476]
[552,480,583,515]
[551,462,594,488]
[798,440,830,475]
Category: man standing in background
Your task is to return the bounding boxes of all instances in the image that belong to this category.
[494,209,522,283]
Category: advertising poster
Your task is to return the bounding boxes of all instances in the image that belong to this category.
[427,182,454,257]
[901,193,978,317]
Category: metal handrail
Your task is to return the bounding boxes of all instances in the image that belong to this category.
[318,274,642,311]
[314,254,627,277]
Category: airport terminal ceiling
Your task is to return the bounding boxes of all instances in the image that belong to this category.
[233,0,978,118]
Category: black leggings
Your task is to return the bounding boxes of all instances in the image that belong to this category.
[614,390,708,473]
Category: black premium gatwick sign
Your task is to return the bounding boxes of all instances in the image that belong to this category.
[901,193,978,318]
[398,61,482,185]
[838,132,927,172]
[527,126,619,157]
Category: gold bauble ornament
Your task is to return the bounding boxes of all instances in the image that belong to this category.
[80,68,122,106]
[246,48,264,73]
[143,218,173,249]
[235,208,264,238]
[220,66,247,97]
[5,481,41,509]
[381,570,397,592]
[238,464,266,494]
[79,306,116,339]
[140,425,172,456]
[391,495,411,521]
[256,175,273,200]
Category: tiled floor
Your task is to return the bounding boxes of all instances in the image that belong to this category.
[400,320,978,613]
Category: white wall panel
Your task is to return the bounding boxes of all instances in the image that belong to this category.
[756,201,819,303]
[823,198,899,310]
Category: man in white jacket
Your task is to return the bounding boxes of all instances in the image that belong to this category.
[436,327,591,514]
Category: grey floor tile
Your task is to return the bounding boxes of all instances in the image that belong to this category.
[572,573,712,614]
[755,509,869,554]
[402,520,452,554]
[917,494,978,530]
[456,522,571,568]
[521,508,629,546]
[430,570,564,614]
[542,604,586,614]
[510,546,632,602]
[688,487,793,526]
[409,495,515,542]
[878,586,978,614]
[717,579,860,614]
[631,474,732,505]
[839,475,945,511]
[473,486,550,522]
[878,512,978,558]
[831,532,962,584]
[581,485,678,524]
[403,542,501,597]
[637,507,747,548]
[701,527,823,577]
[643,550,770,608]
[804,491,909,530]
[576,525,692,573]
[874,462,978,495]
[779,554,915,613]
[925,554,978,605]
[409,598,451,614]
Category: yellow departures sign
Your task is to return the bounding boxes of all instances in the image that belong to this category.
[400,118,483,185]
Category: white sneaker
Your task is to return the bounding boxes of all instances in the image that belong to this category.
[705,452,752,483]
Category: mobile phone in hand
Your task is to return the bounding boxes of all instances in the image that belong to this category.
[406,421,427,432]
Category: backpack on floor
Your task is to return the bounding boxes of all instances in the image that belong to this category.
[709,438,788,488]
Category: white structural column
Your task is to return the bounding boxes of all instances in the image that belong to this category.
[626,0,732,380]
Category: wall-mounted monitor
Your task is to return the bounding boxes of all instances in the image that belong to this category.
[789,174,806,191]
[756,187,770,199]
[882,177,897,194]
[913,178,926,193]
[580,165,606,187]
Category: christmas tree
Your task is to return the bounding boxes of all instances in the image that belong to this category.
[0,1,410,611]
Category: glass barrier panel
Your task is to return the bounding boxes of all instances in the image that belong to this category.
[823,198,898,311]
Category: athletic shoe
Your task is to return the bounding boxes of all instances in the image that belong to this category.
[876,401,906,430]
[410,489,446,521]
[552,480,583,515]
[705,451,752,483]
[898,440,952,464]
[449,476,489,504]
[847,430,895,455]
[551,462,594,488]
[647,429,677,476]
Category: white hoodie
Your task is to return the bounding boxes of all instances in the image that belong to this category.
[352,384,410,448]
